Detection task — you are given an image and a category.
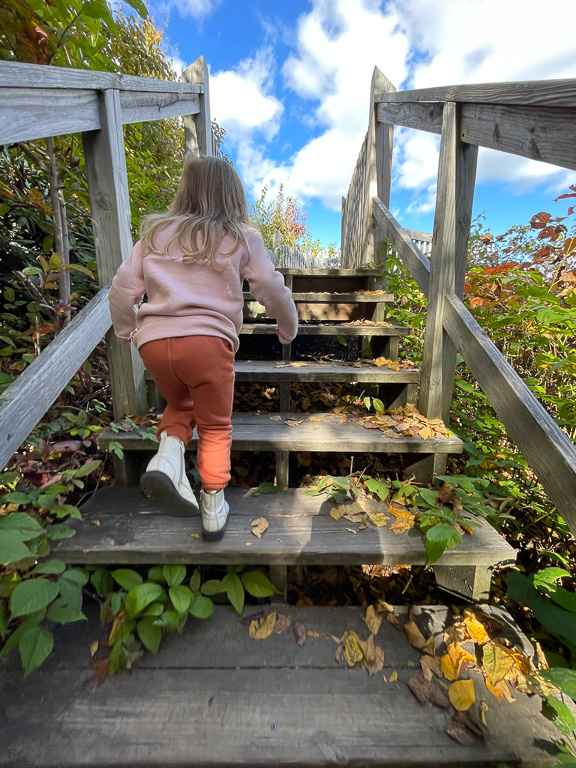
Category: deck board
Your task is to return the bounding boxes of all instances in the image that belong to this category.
[52,487,514,566]
[0,605,560,767]
[234,360,420,383]
[240,322,410,336]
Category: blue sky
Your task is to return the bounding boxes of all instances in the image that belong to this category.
[146,0,576,247]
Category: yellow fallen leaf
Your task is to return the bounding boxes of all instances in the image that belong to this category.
[245,542,252,547]
[390,512,416,534]
[342,631,364,666]
[418,426,432,440]
[90,520,100,527]
[251,517,269,538]
[307,631,320,638]
[369,513,389,527]
[485,677,515,702]
[332,635,341,644]
[483,643,514,685]
[89,641,99,658]
[330,505,346,521]
[363,605,382,635]
[480,701,488,726]
[345,527,358,534]
[190,533,201,539]
[449,679,476,711]
[404,621,428,651]
[309,416,324,422]
[289,362,307,367]
[389,670,398,682]
[463,611,490,644]
[249,612,277,640]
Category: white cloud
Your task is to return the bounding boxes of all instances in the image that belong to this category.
[210,48,283,141]
[169,0,221,20]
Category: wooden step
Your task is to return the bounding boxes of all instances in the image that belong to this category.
[244,291,393,303]
[51,487,513,569]
[278,268,385,276]
[1,604,560,767]
[240,322,409,337]
[98,412,463,455]
[238,361,418,384]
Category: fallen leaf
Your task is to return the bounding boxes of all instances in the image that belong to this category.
[389,670,398,683]
[249,612,277,640]
[294,622,307,646]
[369,513,389,527]
[309,416,324,422]
[449,679,476,711]
[404,621,428,651]
[273,614,291,634]
[342,631,364,666]
[89,641,99,658]
[463,611,490,644]
[330,505,346,521]
[358,634,384,676]
[387,611,401,630]
[289,362,307,367]
[421,655,443,680]
[251,517,269,538]
[269,415,282,421]
[334,643,343,663]
[480,701,488,726]
[345,527,358,534]
[245,542,252,547]
[407,673,451,708]
[90,520,100,527]
[284,419,303,427]
[85,656,110,686]
[307,630,320,638]
[363,605,382,635]
[446,718,477,745]
[485,677,515,702]
[483,643,514,685]
[190,533,201,539]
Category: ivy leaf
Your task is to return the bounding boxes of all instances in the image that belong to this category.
[46,597,86,624]
[543,694,576,735]
[125,583,164,619]
[9,579,59,617]
[111,568,143,592]
[189,594,214,619]
[123,0,148,18]
[0,532,33,565]
[365,478,390,501]
[189,569,201,593]
[90,567,114,597]
[0,513,43,538]
[137,616,162,654]
[424,523,462,566]
[541,668,576,700]
[242,570,279,598]
[163,565,186,588]
[200,579,225,596]
[169,585,192,614]
[70,459,101,478]
[28,560,66,576]
[222,573,244,614]
[19,626,54,677]
[46,524,75,540]
[506,571,537,603]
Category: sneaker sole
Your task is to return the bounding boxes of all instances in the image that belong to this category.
[202,504,230,542]
[140,471,199,517]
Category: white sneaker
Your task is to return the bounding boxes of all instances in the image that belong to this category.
[200,489,230,541]
[140,433,199,516]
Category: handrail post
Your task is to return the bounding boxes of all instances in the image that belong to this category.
[369,67,395,275]
[183,56,212,157]
[418,102,478,424]
[83,89,147,419]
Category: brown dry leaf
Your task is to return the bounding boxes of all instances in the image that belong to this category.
[273,613,291,635]
[85,656,110,686]
[446,717,477,746]
[90,520,101,527]
[294,622,307,646]
[449,679,476,711]
[289,362,307,367]
[407,673,451,708]
[269,415,283,421]
[358,634,384,676]
[421,635,437,656]
[284,418,304,427]
[480,701,488,726]
[375,599,395,614]
[245,542,252,547]
[342,631,364,667]
[418,426,432,440]
[330,505,347,521]
[404,620,428,651]
[463,611,490,645]
[309,416,324,422]
[363,605,382,635]
[334,643,343,663]
[369,512,389,527]
[387,611,401,630]
[89,641,99,658]
[249,612,277,640]
[251,517,269,538]
[486,677,516,702]
[444,620,467,646]
[421,655,443,681]
[274,362,289,367]
[345,527,358,534]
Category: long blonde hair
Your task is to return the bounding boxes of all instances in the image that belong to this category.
[140,155,250,267]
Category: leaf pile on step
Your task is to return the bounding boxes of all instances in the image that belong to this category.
[370,357,419,371]
[394,605,557,745]
[359,404,449,440]
[341,319,392,326]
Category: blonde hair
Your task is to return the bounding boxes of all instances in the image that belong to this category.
[140,155,250,268]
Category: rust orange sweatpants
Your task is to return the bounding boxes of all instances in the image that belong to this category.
[139,336,234,492]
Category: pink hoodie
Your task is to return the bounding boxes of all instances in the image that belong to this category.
[109,223,298,353]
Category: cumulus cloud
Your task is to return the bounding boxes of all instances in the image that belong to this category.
[168,0,221,20]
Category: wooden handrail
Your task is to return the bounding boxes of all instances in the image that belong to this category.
[0,288,112,472]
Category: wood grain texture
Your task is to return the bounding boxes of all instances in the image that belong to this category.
[0,290,110,473]
[278,268,386,277]
[374,78,576,106]
[444,293,576,538]
[240,323,410,337]
[1,605,559,768]
[372,198,431,295]
[0,60,204,93]
[119,90,200,124]
[183,56,212,157]
[419,103,478,422]
[244,291,394,303]
[53,487,512,566]
[82,89,146,418]
[233,360,420,384]
[377,101,444,133]
[97,412,463,454]
[0,88,100,144]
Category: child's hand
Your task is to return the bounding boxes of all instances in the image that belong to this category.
[276,328,293,345]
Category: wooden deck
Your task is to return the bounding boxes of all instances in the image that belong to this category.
[0,604,562,767]
[233,360,420,384]
[51,487,514,567]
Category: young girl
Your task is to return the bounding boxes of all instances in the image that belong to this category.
[109,156,298,541]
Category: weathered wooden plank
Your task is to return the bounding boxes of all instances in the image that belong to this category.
[53,487,511,566]
[372,197,431,295]
[278,268,386,277]
[444,293,576,538]
[0,289,111,472]
[246,291,394,303]
[233,360,420,384]
[97,412,463,455]
[419,103,478,423]
[377,101,576,171]
[405,229,433,244]
[0,88,100,144]
[183,56,212,157]
[0,60,204,94]
[240,322,410,337]
[375,78,576,106]
[83,89,146,419]
[377,101,444,133]
[2,603,558,768]
[119,90,200,124]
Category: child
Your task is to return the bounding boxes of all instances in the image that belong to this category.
[109,155,298,541]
